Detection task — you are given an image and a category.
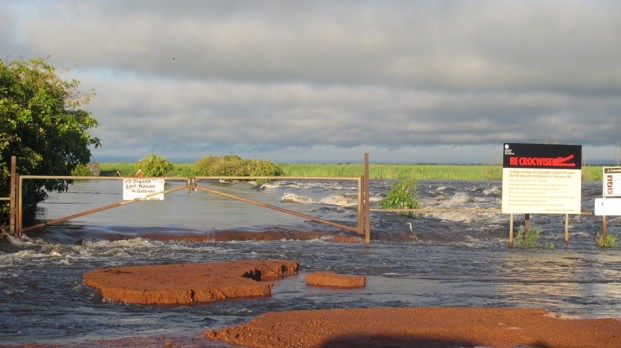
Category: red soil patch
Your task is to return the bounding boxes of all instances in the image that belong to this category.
[306,271,366,288]
[204,307,621,348]
[83,260,299,305]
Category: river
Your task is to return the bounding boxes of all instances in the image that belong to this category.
[1,179,620,346]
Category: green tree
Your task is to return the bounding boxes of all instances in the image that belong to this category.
[135,154,174,177]
[1,58,100,224]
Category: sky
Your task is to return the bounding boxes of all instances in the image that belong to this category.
[2,0,620,164]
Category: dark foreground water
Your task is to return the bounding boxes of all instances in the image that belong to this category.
[1,179,620,346]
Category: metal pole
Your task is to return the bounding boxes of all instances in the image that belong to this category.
[564,214,569,248]
[509,213,514,248]
[364,153,371,245]
[9,156,16,236]
[357,176,364,234]
[17,174,22,237]
[194,185,359,233]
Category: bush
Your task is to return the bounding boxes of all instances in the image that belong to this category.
[515,225,554,248]
[71,163,95,176]
[597,233,616,248]
[192,155,282,177]
[135,154,174,177]
[377,178,419,218]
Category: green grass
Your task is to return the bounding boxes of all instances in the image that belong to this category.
[96,162,605,181]
[278,163,503,180]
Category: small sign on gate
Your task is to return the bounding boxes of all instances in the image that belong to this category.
[123,178,165,200]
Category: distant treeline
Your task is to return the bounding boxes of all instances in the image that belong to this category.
[97,162,605,181]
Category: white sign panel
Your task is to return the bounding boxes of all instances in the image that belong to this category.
[502,143,582,214]
[123,178,165,200]
[594,198,621,216]
[603,167,621,198]
[502,168,581,214]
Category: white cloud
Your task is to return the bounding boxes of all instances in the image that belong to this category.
[2,0,621,163]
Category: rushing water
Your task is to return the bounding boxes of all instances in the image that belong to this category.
[1,179,620,346]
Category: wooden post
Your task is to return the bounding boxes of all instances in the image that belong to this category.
[564,214,569,248]
[358,176,364,234]
[9,156,16,236]
[17,173,22,238]
[364,153,371,245]
[602,215,607,241]
[524,213,530,233]
[509,213,514,248]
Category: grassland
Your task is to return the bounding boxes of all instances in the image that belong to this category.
[97,162,605,181]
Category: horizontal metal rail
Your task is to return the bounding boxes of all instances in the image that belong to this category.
[372,208,502,213]
[194,176,360,181]
[19,175,192,181]
[372,208,594,215]
[19,175,360,181]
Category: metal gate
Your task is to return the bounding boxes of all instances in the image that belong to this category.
[4,156,373,244]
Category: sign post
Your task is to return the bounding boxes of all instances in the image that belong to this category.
[502,143,582,247]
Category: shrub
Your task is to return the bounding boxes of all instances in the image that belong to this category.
[71,163,94,176]
[515,225,554,249]
[192,155,282,177]
[377,178,419,218]
[135,154,174,177]
[597,233,616,248]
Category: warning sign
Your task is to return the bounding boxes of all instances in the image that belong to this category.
[502,143,582,214]
[123,178,165,200]
[603,167,621,198]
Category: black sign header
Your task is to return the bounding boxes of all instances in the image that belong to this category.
[503,143,582,170]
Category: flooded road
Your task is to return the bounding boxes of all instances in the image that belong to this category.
[1,179,620,346]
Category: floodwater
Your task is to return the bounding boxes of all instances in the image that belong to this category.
[1,178,620,346]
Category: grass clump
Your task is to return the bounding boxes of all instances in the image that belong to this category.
[377,178,419,218]
[596,233,616,248]
[516,225,554,249]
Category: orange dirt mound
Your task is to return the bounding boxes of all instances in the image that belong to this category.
[83,260,299,305]
[306,271,366,288]
[204,307,621,348]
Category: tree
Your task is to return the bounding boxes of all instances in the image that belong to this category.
[135,154,174,177]
[0,58,100,224]
[192,155,282,177]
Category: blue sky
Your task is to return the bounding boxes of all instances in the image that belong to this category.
[2,0,620,163]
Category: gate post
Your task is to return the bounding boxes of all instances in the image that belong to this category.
[9,156,16,236]
[358,175,364,234]
[364,153,371,245]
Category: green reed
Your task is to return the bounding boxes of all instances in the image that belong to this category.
[278,163,503,180]
[96,162,603,181]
